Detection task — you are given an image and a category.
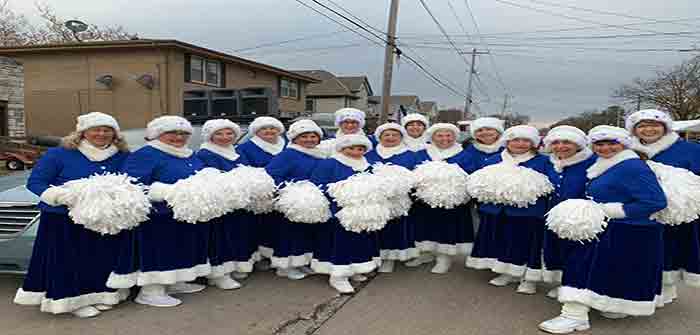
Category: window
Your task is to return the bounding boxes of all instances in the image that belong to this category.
[205,60,220,86]
[280,78,299,99]
[305,98,314,112]
[188,55,222,87]
[190,56,204,83]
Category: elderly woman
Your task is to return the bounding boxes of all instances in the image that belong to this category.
[107,116,210,308]
[237,116,286,274]
[195,119,251,290]
[540,126,596,299]
[366,123,419,273]
[412,123,476,274]
[14,112,129,318]
[401,113,430,152]
[318,108,370,156]
[627,109,700,303]
[310,134,380,293]
[466,125,551,294]
[464,117,505,163]
[265,120,326,280]
[539,125,667,334]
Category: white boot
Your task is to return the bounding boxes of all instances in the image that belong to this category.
[351,274,368,282]
[208,276,241,290]
[488,274,518,287]
[232,271,249,280]
[378,260,395,273]
[167,282,206,294]
[600,312,628,319]
[286,267,308,280]
[538,316,590,334]
[405,253,435,267]
[72,306,101,318]
[276,268,289,277]
[547,286,560,299]
[93,304,114,311]
[430,254,452,274]
[135,284,182,307]
[329,276,355,294]
[516,280,537,295]
[662,284,678,304]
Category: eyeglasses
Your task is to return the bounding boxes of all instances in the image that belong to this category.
[164,131,191,137]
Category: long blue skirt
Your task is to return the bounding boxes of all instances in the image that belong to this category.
[209,210,260,277]
[257,212,283,259]
[270,219,314,269]
[663,221,700,287]
[311,219,380,277]
[543,229,578,283]
[379,216,418,261]
[413,202,474,255]
[106,212,210,288]
[466,212,503,269]
[559,222,663,316]
[14,212,126,314]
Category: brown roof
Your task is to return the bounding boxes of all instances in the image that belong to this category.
[419,101,437,113]
[293,70,353,97]
[337,76,373,95]
[0,39,318,83]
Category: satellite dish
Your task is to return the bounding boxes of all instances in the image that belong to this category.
[65,20,88,42]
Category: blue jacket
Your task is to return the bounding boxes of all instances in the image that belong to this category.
[462,144,503,172]
[195,148,248,172]
[310,158,369,214]
[265,148,324,186]
[545,155,597,207]
[586,158,667,225]
[27,147,129,214]
[479,153,552,217]
[414,148,478,174]
[365,149,418,170]
[650,139,700,175]
[237,139,285,168]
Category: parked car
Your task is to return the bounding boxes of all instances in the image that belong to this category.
[291,113,338,138]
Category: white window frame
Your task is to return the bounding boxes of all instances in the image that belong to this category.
[280,78,299,99]
[205,60,221,86]
[190,56,205,84]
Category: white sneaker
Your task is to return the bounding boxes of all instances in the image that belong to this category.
[404,254,435,267]
[516,281,537,295]
[378,260,395,273]
[167,282,206,294]
[93,304,114,311]
[72,306,101,318]
[135,293,182,307]
[350,274,368,282]
[275,268,289,277]
[662,284,677,304]
[232,272,249,280]
[430,255,452,274]
[600,312,628,319]
[538,316,590,334]
[208,276,241,290]
[286,268,308,280]
[488,274,518,287]
[329,276,355,294]
[547,287,560,299]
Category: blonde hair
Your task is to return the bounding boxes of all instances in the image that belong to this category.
[62,130,130,152]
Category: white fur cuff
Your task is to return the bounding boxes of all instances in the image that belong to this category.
[40,186,70,207]
[601,203,626,219]
[148,182,172,202]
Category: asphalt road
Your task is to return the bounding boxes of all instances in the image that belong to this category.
[2,257,699,335]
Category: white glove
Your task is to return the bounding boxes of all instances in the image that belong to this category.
[148,182,173,202]
[40,186,71,207]
[601,202,626,219]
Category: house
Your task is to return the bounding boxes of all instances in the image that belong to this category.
[367,95,421,122]
[0,39,317,137]
[292,70,374,115]
[418,101,439,123]
[0,56,24,137]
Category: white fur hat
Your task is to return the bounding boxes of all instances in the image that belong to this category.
[543,125,588,151]
[588,125,632,148]
[146,115,193,140]
[249,116,285,136]
[335,108,366,128]
[625,109,674,134]
[76,112,120,134]
[401,113,429,128]
[426,123,460,140]
[374,122,407,139]
[335,134,373,152]
[201,119,242,143]
[503,125,541,147]
[470,117,505,138]
[287,119,323,141]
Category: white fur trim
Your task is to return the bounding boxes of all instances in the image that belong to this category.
[586,149,639,179]
[15,288,128,314]
[40,186,70,207]
[76,112,120,133]
[491,259,543,281]
[503,125,541,147]
[631,132,679,159]
[249,116,285,135]
[685,272,700,287]
[380,247,420,261]
[201,119,242,143]
[287,119,323,140]
[13,288,45,305]
[270,253,313,269]
[250,136,284,155]
[501,150,536,165]
[335,108,366,128]
[465,256,497,270]
[626,109,674,134]
[544,125,588,152]
[401,113,429,128]
[147,182,172,202]
[331,153,369,172]
[664,269,700,287]
[147,140,193,158]
[374,122,408,139]
[601,203,626,219]
[376,143,408,159]
[543,269,564,284]
[426,143,463,161]
[550,148,594,173]
[288,143,326,159]
[404,134,428,152]
[259,246,274,258]
[472,141,502,154]
[426,123,460,140]
[335,134,373,152]
[558,286,659,316]
[200,142,240,162]
[415,241,472,256]
[146,116,193,140]
[588,125,632,148]
[77,140,119,162]
[106,263,211,288]
[209,256,259,278]
[470,117,504,138]
[310,258,380,277]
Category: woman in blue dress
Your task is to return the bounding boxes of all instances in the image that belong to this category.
[539,125,667,334]
[14,112,130,318]
[106,116,210,308]
[627,109,700,304]
[265,120,326,280]
[310,134,380,293]
[366,123,419,273]
[401,113,430,152]
[318,108,370,156]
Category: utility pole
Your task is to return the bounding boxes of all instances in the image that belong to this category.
[636,94,642,111]
[501,93,509,118]
[380,0,400,125]
[460,48,489,119]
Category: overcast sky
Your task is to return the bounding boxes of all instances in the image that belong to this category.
[9,0,700,124]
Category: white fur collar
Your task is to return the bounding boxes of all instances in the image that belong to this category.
[586,149,639,179]
[631,132,679,159]
[251,136,284,155]
[426,143,463,161]
[404,135,428,152]
[472,140,503,154]
[501,150,536,165]
[335,129,366,137]
[200,142,240,161]
[77,140,119,162]
[147,140,193,158]
[331,152,369,172]
[377,143,408,159]
[288,143,326,159]
[549,148,593,173]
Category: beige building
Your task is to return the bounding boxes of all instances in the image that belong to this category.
[0,39,317,137]
[292,70,374,115]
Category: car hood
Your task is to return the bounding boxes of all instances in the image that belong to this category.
[0,186,39,205]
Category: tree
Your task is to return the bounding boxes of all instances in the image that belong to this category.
[550,105,626,133]
[0,1,137,47]
[614,55,700,121]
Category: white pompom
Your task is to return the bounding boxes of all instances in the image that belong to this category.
[335,203,392,233]
[224,166,277,214]
[276,181,331,223]
[164,168,229,224]
[62,173,151,235]
[327,172,394,232]
[647,161,700,225]
[387,194,412,219]
[371,163,416,218]
[467,163,553,207]
[546,199,608,242]
[413,160,469,209]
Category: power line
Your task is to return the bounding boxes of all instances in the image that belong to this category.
[324,0,386,35]
[233,29,349,53]
[293,0,385,48]
[307,0,392,45]
[463,0,509,94]
[418,0,472,68]
[446,0,474,46]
